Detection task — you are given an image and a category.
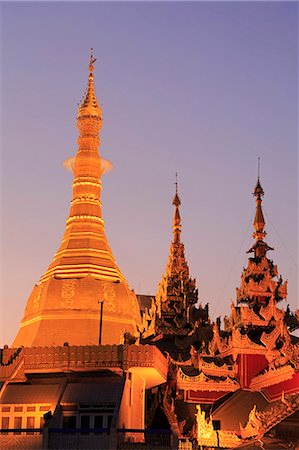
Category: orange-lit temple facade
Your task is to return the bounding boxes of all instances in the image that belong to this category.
[1,53,298,450]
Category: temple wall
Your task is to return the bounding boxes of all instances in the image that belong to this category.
[118,370,145,432]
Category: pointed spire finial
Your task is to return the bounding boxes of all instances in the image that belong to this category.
[172,173,182,243]
[77,49,102,120]
[247,167,273,256]
[254,157,264,198]
[89,47,97,73]
[253,174,266,239]
[173,172,181,207]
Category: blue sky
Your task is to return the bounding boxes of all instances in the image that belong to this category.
[1,1,298,345]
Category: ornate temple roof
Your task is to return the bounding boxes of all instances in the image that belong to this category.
[164,177,298,446]
[154,178,200,338]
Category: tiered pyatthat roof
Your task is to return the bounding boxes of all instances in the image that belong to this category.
[207,178,292,378]
[155,178,200,336]
[160,178,298,445]
[12,51,141,347]
[237,178,287,307]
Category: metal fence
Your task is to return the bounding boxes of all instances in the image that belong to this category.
[0,427,174,449]
[48,427,113,449]
[48,428,173,449]
[0,429,43,449]
[117,428,173,449]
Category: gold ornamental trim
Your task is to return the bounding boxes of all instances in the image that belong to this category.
[53,247,117,260]
[249,364,295,391]
[66,215,104,225]
[20,313,138,328]
[196,405,241,448]
[177,368,239,392]
[40,263,125,283]
[71,198,100,206]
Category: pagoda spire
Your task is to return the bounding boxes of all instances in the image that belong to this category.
[247,177,273,258]
[253,178,266,242]
[77,48,102,120]
[41,48,108,281]
[155,178,198,332]
[12,51,141,347]
[235,175,288,307]
[172,173,182,243]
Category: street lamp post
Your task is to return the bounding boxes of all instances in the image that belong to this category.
[98,300,104,345]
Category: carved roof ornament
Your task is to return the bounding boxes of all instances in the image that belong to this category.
[195,405,241,448]
[240,405,262,439]
[241,393,299,439]
[208,322,222,355]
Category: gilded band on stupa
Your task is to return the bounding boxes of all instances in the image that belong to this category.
[13,50,141,348]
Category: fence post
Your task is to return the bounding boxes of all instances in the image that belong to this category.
[109,427,118,449]
[42,427,49,449]
[172,431,179,450]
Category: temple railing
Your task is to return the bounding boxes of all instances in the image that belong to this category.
[0,345,167,382]
[177,367,239,392]
[0,347,24,381]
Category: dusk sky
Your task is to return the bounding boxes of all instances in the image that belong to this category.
[1,1,298,346]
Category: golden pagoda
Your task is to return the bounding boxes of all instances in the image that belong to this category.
[1,52,298,449]
[13,50,141,347]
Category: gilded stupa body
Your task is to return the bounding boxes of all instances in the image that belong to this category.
[13,52,141,347]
